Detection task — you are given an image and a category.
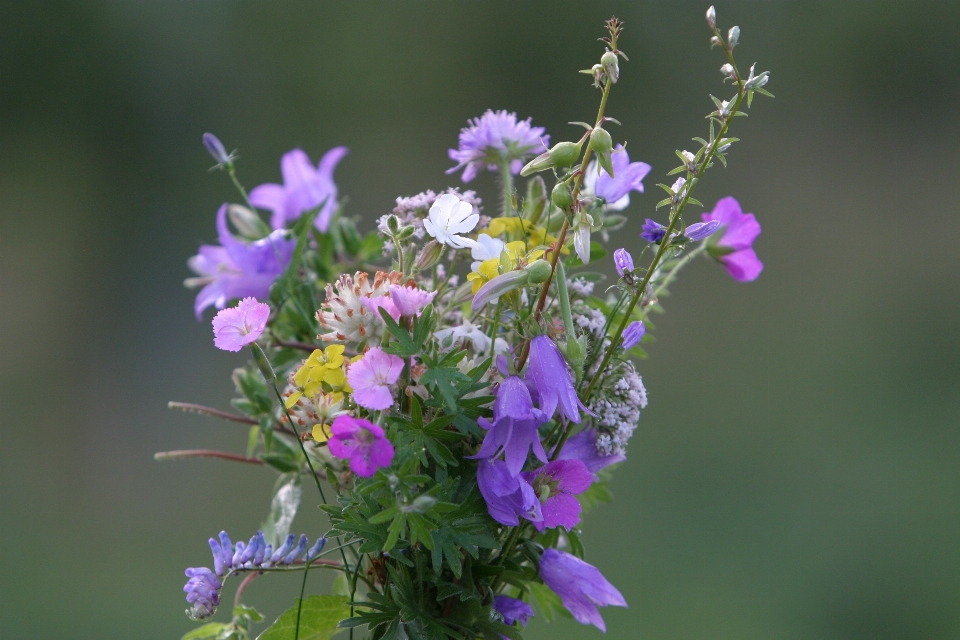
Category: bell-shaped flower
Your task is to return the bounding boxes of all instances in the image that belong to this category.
[423,193,479,249]
[539,548,627,632]
[702,196,763,282]
[526,335,588,423]
[522,459,592,531]
[249,147,348,232]
[553,428,625,476]
[493,596,534,628]
[186,205,295,319]
[469,376,548,477]
[476,457,542,526]
[583,145,651,211]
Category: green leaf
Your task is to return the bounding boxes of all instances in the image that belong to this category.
[261,473,302,547]
[527,582,572,623]
[234,604,265,623]
[257,595,350,640]
[181,623,232,640]
[260,453,301,474]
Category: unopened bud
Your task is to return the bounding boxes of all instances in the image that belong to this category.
[524,259,552,284]
[386,214,400,234]
[410,495,437,513]
[613,247,634,277]
[228,204,271,239]
[600,50,619,84]
[706,6,717,29]
[551,182,573,209]
[720,63,735,79]
[520,141,583,176]
[590,126,613,154]
[727,26,740,48]
[415,239,443,270]
[202,132,231,166]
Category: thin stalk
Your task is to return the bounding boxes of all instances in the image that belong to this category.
[500,161,514,217]
[153,449,263,464]
[167,402,258,425]
[295,562,310,640]
[227,166,257,213]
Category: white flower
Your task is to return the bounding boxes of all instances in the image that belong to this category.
[423,193,479,249]
[434,320,507,355]
[470,233,505,271]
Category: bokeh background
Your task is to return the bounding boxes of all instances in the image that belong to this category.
[3,1,959,638]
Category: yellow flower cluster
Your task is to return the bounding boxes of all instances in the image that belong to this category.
[467,241,545,294]
[285,345,353,442]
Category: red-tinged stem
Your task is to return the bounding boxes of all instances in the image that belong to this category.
[168,402,257,425]
[154,449,263,464]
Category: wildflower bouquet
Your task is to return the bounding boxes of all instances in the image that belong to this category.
[165,9,770,640]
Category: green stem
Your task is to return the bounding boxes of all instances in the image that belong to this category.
[640,243,706,320]
[487,299,503,355]
[227,166,257,213]
[500,161,514,217]
[294,562,310,640]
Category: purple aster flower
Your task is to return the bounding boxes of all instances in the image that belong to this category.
[347,347,404,410]
[447,110,549,182]
[584,145,651,210]
[476,457,542,526]
[640,218,666,244]
[327,415,395,477]
[249,147,348,232]
[522,459,593,532]
[494,595,534,628]
[702,196,764,282]
[539,548,627,632]
[621,321,645,351]
[183,567,222,620]
[526,335,588,424]
[683,219,721,241]
[613,248,634,277]
[211,297,270,352]
[186,204,296,319]
[469,376,548,477]
[554,428,625,475]
[389,284,437,318]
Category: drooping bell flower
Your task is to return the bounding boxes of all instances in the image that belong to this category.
[249,147,348,232]
[469,376,548,478]
[522,459,593,532]
[702,196,763,282]
[582,144,651,211]
[554,428,625,476]
[476,457,542,526]
[539,548,627,632]
[526,335,587,424]
[493,595,534,628]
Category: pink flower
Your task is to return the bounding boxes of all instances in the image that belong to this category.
[702,196,763,282]
[211,298,270,352]
[347,347,404,410]
[360,295,401,323]
[389,284,437,318]
[327,415,395,477]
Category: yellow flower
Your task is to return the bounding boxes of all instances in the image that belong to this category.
[467,257,503,293]
[487,217,534,237]
[286,345,349,408]
[466,242,546,293]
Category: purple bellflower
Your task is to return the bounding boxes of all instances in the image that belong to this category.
[640,218,667,244]
[554,428,625,476]
[447,110,549,182]
[522,459,593,532]
[702,196,764,282]
[683,219,721,241]
[621,321,645,351]
[186,204,295,319]
[540,548,627,632]
[584,144,651,210]
[469,376,548,478]
[327,415,395,478]
[476,457,542,526]
[613,248,634,277]
[494,595,534,628]
[526,335,588,424]
[212,297,270,352]
[249,147,348,232]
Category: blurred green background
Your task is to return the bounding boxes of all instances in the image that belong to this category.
[2,1,959,638]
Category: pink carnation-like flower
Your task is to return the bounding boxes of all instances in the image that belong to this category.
[389,284,437,318]
[327,415,395,477]
[347,347,404,410]
[211,298,270,352]
[360,295,401,323]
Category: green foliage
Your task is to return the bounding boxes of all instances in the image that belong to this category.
[258,596,350,640]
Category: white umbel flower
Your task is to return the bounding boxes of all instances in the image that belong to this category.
[423,193,479,249]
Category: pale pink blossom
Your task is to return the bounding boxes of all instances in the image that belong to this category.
[211,298,270,352]
[347,347,404,410]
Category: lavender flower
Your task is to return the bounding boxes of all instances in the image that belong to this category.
[702,196,764,282]
[554,428,625,475]
[183,567,221,620]
[469,376,548,477]
[539,549,627,631]
[493,595,534,627]
[249,147,348,232]
[683,219,721,241]
[621,321,645,351]
[327,415,395,477]
[587,359,648,457]
[640,218,666,244]
[476,457,542,526]
[388,284,437,317]
[186,204,295,319]
[583,145,651,210]
[211,297,270,352]
[447,110,549,182]
[522,459,593,531]
[613,248,634,277]
[526,335,587,424]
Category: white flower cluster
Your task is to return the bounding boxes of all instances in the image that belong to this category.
[589,359,648,456]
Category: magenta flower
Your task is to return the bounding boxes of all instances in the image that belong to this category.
[522,459,592,532]
[476,457,542,526]
[447,110,549,182]
[539,548,627,632]
[585,145,651,210]
[347,347,404,410]
[327,415,395,477]
[554,428,625,476]
[389,284,437,318]
[360,295,401,323]
[249,147,348,232]
[212,298,270,352]
[187,205,295,319]
[702,196,763,282]
[469,376,548,477]
[526,335,588,424]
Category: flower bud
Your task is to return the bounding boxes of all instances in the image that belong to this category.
[551,182,573,209]
[386,214,400,234]
[727,26,740,48]
[472,269,530,309]
[613,248,634,277]
[706,6,717,29]
[202,132,231,166]
[520,141,582,176]
[228,204,271,240]
[600,50,619,83]
[720,63,735,79]
[683,220,721,242]
[622,321,645,350]
[590,126,613,154]
[415,239,443,270]
[524,259,552,284]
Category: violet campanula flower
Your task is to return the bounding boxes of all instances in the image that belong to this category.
[469,376,548,477]
[621,321,645,351]
[494,595,534,628]
[327,415,395,477]
[186,205,296,319]
[249,147,348,232]
[526,335,587,424]
[539,548,627,632]
[554,428,625,475]
[476,457,542,526]
[388,284,437,318]
[613,248,634,277]
[702,196,764,282]
[447,110,549,182]
[683,219,721,241]
[640,218,666,244]
[211,297,270,352]
[583,145,651,210]
[522,459,592,532]
[347,347,404,410]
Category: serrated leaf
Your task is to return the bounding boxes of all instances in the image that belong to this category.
[257,595,350,640]
[181,623,232,640]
